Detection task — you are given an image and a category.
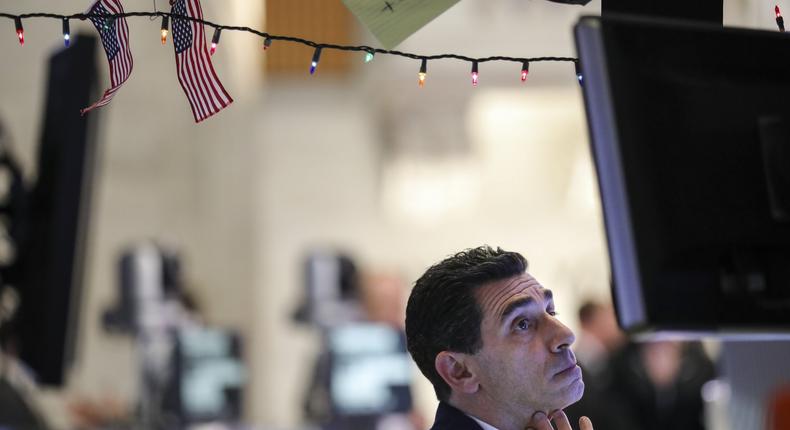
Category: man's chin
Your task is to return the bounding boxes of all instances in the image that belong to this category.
[552,378,585,410]
[565,378,585,407]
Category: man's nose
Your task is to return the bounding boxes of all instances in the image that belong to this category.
[549,317,576,353]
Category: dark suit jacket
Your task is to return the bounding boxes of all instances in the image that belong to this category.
[429,402,484,430]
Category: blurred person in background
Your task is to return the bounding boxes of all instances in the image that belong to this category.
[573,302,624,377]
[567,301,716,430]
[359,272,409,331]
[565,301,632,430]
[610,340,715,430]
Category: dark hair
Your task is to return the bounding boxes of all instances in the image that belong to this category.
[577,300,603,326]
[405,246,527,402]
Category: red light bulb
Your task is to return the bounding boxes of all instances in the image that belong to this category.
[210,27,222,56]
[14,17,24,46]
[777,5,786,32]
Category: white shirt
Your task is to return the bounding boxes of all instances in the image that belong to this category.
[468,414,500,430]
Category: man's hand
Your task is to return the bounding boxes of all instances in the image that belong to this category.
[528,411,593,430]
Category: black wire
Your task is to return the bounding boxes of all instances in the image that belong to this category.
[0,11,578,64]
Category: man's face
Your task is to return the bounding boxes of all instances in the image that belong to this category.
[467,273,584,417]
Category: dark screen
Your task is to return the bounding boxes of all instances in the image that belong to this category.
[13,34,99,385]
[579,16,790,332]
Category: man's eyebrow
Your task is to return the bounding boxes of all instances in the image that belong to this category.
[500,297,535,323]
[499,289,555,323]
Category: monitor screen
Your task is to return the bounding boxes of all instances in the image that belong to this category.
[576,15,790,337]
[175,326,245,423]
[328,323,412,416]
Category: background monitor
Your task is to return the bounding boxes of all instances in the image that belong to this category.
[293,251,361,328]
[172,326,245,424]
[575,15,790,337]
[327,323,412,417]
[6,34,99,385]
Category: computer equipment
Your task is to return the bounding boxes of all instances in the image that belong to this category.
[172,326,245,424]
[327,323,412,417]
[9,34,100,385]
[575,15,790,337]
[293,251,361,328]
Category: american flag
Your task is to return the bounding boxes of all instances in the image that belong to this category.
[171,0,233,123]
[81,0,133,115]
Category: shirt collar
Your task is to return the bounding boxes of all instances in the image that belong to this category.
[467,413,500,430]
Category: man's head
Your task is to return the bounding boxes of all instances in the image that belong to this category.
[578,300,623,352]
[405,246,583,419]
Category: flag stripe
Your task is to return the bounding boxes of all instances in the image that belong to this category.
[116,1,132,84]
[185,51,211,117]
[104,0,120,85]
[81,0,133,115]
[181,1,204,121]
[178,20,210,119]
[187,0,221,113]
[185,41,212,116]
[189,0,228,108]
[195,10,231,108]
[186,38,217,114]
[175,55,201,120]
[104,0,127,85]
[171,0,232,122]
[178,55,204,118]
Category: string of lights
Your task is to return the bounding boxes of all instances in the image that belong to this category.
[1,10,581,85]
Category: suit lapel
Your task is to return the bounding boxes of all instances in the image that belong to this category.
[429,402,485,430]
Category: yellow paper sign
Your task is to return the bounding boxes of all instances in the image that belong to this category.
[343,0,461,49]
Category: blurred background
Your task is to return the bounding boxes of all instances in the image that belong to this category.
[0,0,788,429]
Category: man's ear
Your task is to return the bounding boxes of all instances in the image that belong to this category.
[435,351,480,395]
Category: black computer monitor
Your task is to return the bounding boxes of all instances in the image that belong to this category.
[10,34,100,385]
[575,15,790,337]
